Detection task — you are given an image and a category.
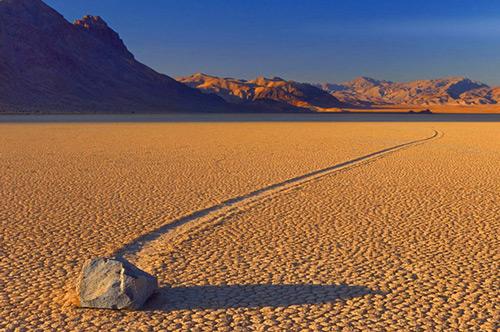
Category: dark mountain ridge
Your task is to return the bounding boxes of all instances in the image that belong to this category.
[0,0,227,113]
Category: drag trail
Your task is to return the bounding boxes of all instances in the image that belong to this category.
[114,130,441,263]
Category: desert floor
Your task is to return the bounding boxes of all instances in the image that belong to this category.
[0,118,498,331]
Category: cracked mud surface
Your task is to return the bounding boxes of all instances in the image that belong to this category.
[1,121,498,331]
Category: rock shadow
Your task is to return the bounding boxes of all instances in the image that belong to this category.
[144,284,384,311]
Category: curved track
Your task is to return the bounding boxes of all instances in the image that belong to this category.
[113,130,441,262]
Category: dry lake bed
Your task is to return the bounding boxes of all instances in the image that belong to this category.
[1,114,499,331]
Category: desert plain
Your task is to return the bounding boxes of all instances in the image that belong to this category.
[0,115,498,331]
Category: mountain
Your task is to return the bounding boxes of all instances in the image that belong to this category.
[178,73,345,112]
[458,86,500,105]
[317,76,497,106]
[0,0,228,113]
[1,0,497,114]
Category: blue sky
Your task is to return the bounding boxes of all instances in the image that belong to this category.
[45,0,500,85]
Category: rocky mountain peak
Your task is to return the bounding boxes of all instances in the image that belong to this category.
[444,77,489,99]
[347,77,388,88]
[74,15,108,30]
[74,15,133,58]
[251,76,288,86]
[190,72,217,80]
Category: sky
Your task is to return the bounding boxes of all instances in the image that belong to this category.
[44,0,500,85]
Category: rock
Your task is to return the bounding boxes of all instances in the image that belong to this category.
[76,257,158,310]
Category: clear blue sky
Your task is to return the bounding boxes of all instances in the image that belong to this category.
[45,0,500,85]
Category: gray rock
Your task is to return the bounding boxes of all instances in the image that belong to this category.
[76,257,158,310]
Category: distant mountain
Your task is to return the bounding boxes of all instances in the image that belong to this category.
[317,76,497,106]
[458,86,500,105]
[178,73,346,112]
[0,0,228,113]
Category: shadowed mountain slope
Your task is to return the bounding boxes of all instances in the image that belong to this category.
[0,0,228,113]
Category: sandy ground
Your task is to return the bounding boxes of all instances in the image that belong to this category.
[0,120,498,331]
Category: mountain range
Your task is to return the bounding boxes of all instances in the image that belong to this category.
[316,76,500,107]
[0,0,499,114]
[178,73,345,112]
[180,74,500,111]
